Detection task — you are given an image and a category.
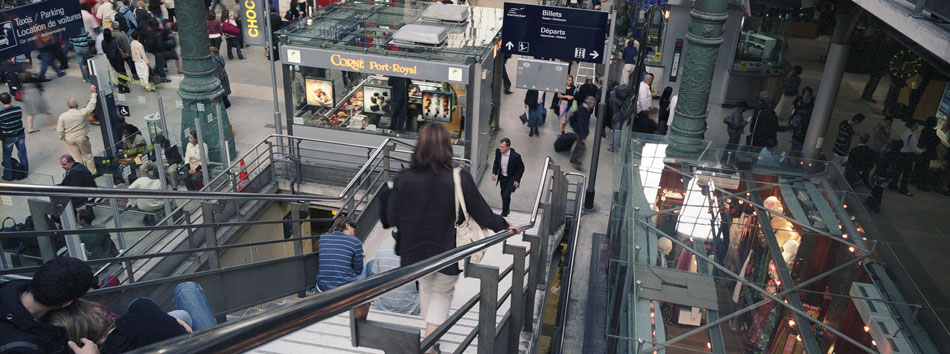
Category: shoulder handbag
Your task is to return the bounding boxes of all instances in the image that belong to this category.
[453,167,490,267]
[222,22,240,36]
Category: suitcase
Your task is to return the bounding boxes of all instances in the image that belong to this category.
[554,132,577,152]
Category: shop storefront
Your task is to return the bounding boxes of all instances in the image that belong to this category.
[278,1,503,176]
[606,134,947,353]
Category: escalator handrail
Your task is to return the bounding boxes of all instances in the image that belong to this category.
[128,157,557,354]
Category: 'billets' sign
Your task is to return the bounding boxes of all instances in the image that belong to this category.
[241,0,266,46]
[0,0,83,61]
[282,46,469,83]
[501,3,608,64]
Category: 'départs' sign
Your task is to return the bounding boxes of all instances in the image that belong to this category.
[0,0,83,61]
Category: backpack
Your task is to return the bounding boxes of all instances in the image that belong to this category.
[134,8,151,32]
[117,5,137,32]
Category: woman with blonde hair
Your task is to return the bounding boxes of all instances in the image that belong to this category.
[44,282,216,353]
[386,123,519,354]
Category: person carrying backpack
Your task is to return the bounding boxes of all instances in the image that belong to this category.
[116,3,138,35]
[134,1,152,37]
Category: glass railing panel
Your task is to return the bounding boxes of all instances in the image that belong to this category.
[0,173,55,270]
[606,133,931,353]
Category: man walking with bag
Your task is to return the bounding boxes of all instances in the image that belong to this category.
[492,138,524,217]
[571,96,597,171]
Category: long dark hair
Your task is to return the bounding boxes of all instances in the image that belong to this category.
[659,87,673,108]
[411,123,453,174]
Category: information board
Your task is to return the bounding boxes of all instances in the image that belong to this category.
[515,58,569,92]
[501,3,608,64]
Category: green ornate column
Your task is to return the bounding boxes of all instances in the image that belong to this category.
[666,0,729,157]
[177,0,236,163]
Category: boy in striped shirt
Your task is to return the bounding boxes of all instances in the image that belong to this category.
[316,217,364,292]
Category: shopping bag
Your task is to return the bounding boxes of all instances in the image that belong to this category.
[453,167,489,266]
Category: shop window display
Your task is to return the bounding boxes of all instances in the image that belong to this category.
[732,16,791,75]
[290,73,464,141]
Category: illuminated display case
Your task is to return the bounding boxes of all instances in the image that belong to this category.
[732,16,790,75]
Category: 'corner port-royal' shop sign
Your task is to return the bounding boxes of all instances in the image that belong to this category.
[0,0,83,61]
[282,45,470,83]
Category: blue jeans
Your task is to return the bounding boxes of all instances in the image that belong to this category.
[172,282,217,331]
[723,132,742,161]
[611,117,624,150]
[2,134,27,180]
[75,47,92,83]
[315,263,370,292]
[226,37,244,60]
[38,52,63,78]
[791,139,803,152]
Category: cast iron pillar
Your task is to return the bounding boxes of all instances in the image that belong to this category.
[802,2,861,158]
[666,0,729,157]
[177,0,236,163]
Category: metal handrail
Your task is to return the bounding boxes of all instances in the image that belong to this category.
[130,157,559,354]
[554,172,588,353]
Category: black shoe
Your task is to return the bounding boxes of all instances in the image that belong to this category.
[504,90,513,94]
[501,212,509,217]
[528,130,533,137]
[1,176,13,181]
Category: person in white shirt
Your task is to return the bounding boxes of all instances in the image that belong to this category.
[666,95,677,130]
[126,163,164,212]
[129,32,151,91]
[184,131,208,190]
[896,120,921,196]
[638,72,654,115]
[81,6,98,37]
[96,0,116,26]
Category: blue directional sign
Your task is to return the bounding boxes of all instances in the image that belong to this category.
[501,3,608,64]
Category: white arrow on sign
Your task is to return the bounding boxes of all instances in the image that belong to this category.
[506,41,514,50]
[590,50,599,59]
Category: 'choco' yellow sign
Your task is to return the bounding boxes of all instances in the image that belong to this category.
[241,0,265,46]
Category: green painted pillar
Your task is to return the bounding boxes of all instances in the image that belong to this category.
[177,0,236,163]
[666,0,729,157]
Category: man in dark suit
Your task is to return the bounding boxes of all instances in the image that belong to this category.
[845,133,877,188]
[492,138,524,217]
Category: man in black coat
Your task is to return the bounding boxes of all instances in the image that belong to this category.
[58,154,98,208]
[845,133,877,187]
[0,257,97,354]
[914,116,939,191]
[633,106,659,134]
[749,99,778,148]
[492,138,524,217]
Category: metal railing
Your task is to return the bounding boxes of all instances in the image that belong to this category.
[122,156,584,354]
[0,135,426,285]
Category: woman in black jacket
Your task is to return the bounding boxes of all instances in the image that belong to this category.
[386,123,518,354]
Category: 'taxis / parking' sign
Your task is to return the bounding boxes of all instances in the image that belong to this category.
[501,3,608,64]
